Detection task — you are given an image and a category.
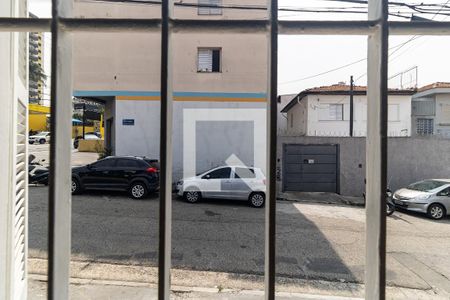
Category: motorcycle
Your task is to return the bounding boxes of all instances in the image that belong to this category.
[29,154,49,185]
[363,179,395,216]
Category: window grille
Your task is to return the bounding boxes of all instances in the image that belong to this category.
[2,0,450,299]
[319,104,343,121]
[198,0,222,16]
[417,118,434,135]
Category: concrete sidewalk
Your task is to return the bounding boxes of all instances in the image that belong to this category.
[277,191,365,206]
[28,274,446,300]
[28,259,448,300]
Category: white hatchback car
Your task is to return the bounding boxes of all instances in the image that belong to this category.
[176,166,266,207]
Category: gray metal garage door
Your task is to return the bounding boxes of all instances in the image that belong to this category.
[283,144,339,193]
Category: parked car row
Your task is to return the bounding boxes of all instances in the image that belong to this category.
[69,159,266,207]
[28,153,449,217]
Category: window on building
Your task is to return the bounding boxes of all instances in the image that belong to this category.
[198,0,222,15]
[319,104,344,121]
[416,118,434,135]
[197,48,221,72]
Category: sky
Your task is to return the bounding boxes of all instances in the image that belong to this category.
[29,0,450,95]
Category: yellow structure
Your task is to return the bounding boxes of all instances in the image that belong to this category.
[28,103,49,132]
[29,103,105,138]
[78,139,104,152]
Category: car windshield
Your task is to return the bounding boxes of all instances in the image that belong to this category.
[407,180,447,192]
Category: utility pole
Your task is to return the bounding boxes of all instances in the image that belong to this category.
[349,75,354,137]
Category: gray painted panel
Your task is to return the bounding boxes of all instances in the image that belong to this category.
[283,144,338,193]
[196,121,254,174]
[284,182,336,192]
[285,173,337,183]
[302,164,336,174]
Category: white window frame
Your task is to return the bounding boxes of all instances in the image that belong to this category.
[318,103,344,121]
[197,47,221,73]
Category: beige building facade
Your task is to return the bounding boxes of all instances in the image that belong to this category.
[73,0,269,179]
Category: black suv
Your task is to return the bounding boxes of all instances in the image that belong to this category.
[71,156,159,199]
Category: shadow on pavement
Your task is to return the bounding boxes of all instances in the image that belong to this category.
[28,187,356,292]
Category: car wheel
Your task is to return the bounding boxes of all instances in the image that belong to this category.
[184,191,201,203]
[129,182,148,199]
[427,203,446,220]
[71,178,81,194]
[39,139,46,144]
[249,192,265,208]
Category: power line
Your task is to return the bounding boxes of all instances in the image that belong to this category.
[354,0,450,83]
[87,0,450,18]
[279,39,419,85]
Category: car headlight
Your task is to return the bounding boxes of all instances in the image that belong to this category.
[416,194,431,201]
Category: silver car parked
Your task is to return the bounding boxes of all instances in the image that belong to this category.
[393,179,450,220]
[176,166,266,207]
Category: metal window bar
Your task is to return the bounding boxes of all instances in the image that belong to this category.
[1,0,450,299]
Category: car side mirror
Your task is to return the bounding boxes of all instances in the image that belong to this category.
[203,174,211,179]
[438,191,449,197]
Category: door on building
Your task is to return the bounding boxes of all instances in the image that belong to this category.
[282,144,339,193]
[106,117,113,154]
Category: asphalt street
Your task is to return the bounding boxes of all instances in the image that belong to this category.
[28,186,450,296]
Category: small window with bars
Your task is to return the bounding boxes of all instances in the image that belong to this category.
[416,118,434,135]
[197,48,221,73]
[198,0,223,15]
[319,104,344,121]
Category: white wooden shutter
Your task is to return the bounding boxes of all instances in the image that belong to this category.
[198,49,213,72]
[12,100,27,300]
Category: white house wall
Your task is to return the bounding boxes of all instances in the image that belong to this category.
[115,100,160,158]
[435,94,450,137]
[286,97,307,136]
[303,94,411,137]
[113,100,266,180]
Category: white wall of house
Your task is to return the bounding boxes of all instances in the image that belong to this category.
[287,94,412,137]
[286,97,307,135]
[278,94,295,135]
[435,94,450,137]
[115,100,161,158]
